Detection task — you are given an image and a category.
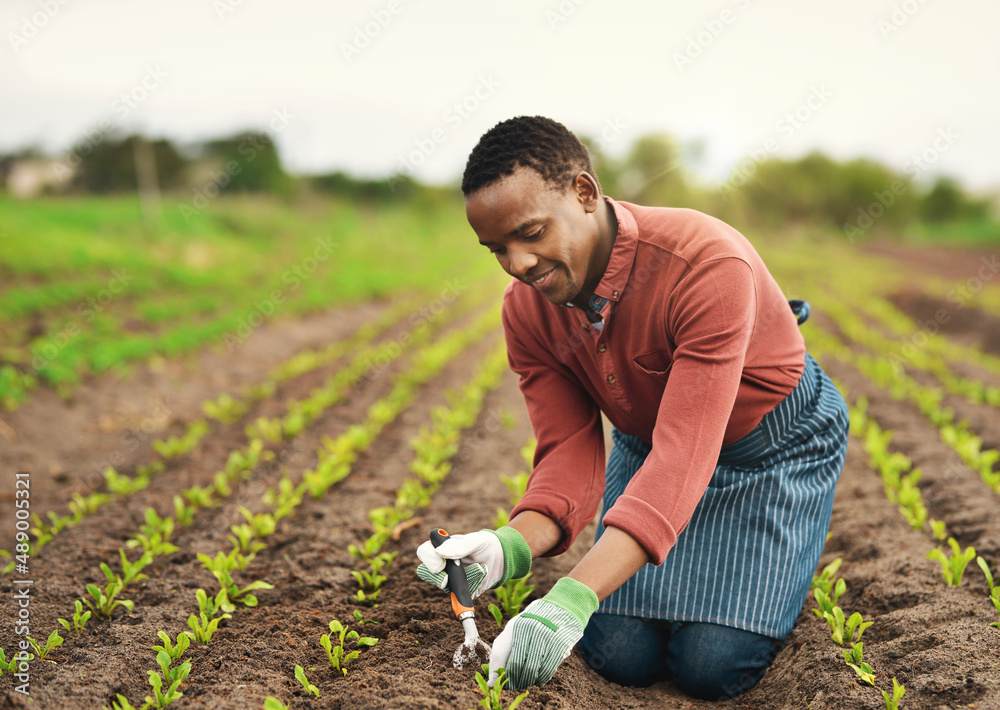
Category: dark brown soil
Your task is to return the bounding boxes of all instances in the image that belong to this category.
[3,253,1000,709]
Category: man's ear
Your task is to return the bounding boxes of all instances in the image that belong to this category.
[572,171,601,212]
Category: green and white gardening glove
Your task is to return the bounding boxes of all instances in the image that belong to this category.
[415,527,531,598]
[488,576,599,690]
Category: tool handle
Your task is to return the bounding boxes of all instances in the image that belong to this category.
[430,528,475,618]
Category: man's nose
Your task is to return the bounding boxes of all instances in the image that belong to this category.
[508,247,538,278]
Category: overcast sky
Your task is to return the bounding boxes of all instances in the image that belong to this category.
[2,0,997,192]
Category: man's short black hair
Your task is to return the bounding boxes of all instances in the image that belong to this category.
[461,116,597,197]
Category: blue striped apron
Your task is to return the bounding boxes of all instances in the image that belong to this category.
[594,340,848,639]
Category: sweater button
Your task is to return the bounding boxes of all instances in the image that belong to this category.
[607,373,616,384]
[597,343,607,353]
[612,290,620,299]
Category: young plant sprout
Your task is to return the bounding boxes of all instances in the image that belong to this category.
[85,577,134,618]
[103,693,141,710]
[294,665,320,698]
[811,577,846,618]
[474,664,529,710]
[882,677,906,709]
[352,551,396,607]
[488,574,536,628]
[26,629,64,661]
[57,599,92,634]
[319,618,378,676]
[112,549,154,587]
[976,556,1000,627]
[145,659,189,709]
[187,588,233,643]
[152,631,191,662]
[926,538,977,586]
[842,642,875,686]
[263,697,289,710]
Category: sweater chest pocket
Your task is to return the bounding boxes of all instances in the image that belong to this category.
[631,350,673,381]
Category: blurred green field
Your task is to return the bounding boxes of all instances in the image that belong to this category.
[0,193,499,410]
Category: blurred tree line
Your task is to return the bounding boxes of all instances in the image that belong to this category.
[580,133,994,238]
[0,126,993,240]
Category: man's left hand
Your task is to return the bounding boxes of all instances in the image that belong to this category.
[488,576,599,690]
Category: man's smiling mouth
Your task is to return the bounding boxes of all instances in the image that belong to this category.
[528,269,555,289]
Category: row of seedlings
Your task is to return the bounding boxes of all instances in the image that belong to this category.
[115,301,505,708]
[807,329,1000,627]
[2,295,425,570]
[348,339,510,605]
[0,294,491,682]
[809,560,905,708]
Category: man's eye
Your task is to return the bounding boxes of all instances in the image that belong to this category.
[490,247,506,255]
[523,230,543,242]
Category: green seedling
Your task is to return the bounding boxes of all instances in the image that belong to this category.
[842,642,875,686]
[818,606,847,646]
[127,508,179,556]
[187,610,230,644]
[85,577,134,618]
[352,552,395,607]
[494,574,535,619]
[352,609,377,626]
[246,416,284,443]
[474,664,529,710]
[103,466,149,497]
[182,484,218,509]
[198,551,239,576]
[152,631,191,662]
[152,420,209,460]
[26,629,64,661]
[0,648,34,676]
[210,568,274,608]
[294,665,320,698]
[239,506,277,538]
[882,677,906,709]
[811,578,846,618]
[976,556,1000,627]
[145,663,188,708]
[196,586,235,617]
[103,693,141,710]
[31,510,71,548]
[58,599,92,634]
[844,611,873,645]
[227,523,267,562]
[69,491,112,521]
[811,558,843,596]
[203,392,247,424]
[173,495,195,527]
[930,519,947,540]
[155,650,191,685]
[263,697,289,710]
[110,549,154,587]
[187,588,233,643]
[927,537,977,586]
[320,619,378,676]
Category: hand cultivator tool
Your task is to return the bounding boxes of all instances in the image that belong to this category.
[430,528,491,669]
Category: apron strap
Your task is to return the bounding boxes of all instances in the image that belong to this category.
[788,299,810,326]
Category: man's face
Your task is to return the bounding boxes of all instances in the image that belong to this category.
[465,166,602,305]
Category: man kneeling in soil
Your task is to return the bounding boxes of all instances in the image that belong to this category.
[416,116,849,700]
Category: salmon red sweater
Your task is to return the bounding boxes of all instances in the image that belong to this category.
[504,197,806,564]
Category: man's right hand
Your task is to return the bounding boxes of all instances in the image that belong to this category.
[415,527,532,598]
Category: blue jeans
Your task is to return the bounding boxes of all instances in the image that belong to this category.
[578,613,783,700]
